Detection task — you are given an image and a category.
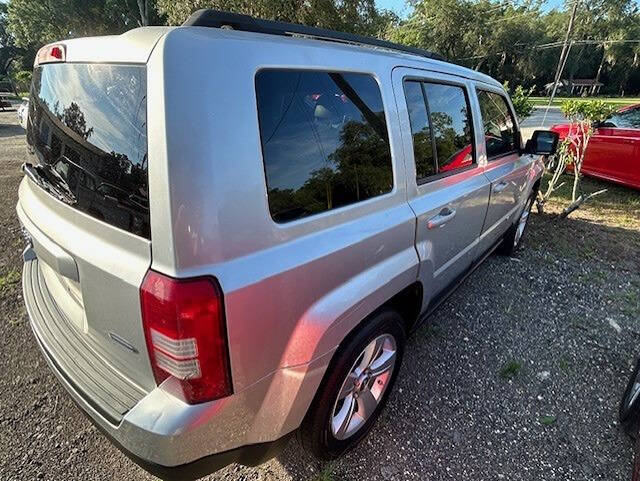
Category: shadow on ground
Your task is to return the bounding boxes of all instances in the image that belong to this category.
[0,123,25,138]
[260,210,640,480]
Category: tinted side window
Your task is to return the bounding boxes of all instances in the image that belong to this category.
[423,83,475,173]
[477,90,518,159]
[404,80,475,181]
[404,81,436,179]
[256,70,392,223]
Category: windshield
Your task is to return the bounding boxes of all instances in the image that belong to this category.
[606,106,640,129]
[27,63,149,239]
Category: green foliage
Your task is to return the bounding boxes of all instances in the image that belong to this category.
[0,269,20,292]
[540,415,557,426]
[499,360,522,379]
[10,69,30,92]
[6,0,163,50]
[389,0,640,96]
[504,81,535,120]
[559,99,619,124]
[156,0,398,36]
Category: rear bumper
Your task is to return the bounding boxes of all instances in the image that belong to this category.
[75,403,292,481]
[29,309,291,480]
[22,257,332,477]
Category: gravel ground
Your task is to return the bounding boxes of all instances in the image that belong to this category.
[1,108,639,481]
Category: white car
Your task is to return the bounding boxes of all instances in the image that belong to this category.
[17,98,28,129]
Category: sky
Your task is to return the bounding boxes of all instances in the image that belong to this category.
[374,0,566,18]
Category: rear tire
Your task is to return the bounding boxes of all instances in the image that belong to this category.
[620,358,640,439]
[498,191,535,256]
[298,309,405,460]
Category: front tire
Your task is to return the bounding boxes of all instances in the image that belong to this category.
[298,309,405,460]
[498,191,535,256]
[620,358,640,439]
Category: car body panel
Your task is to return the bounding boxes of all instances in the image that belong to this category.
[391,67,491,308]
[469,84,539,253]
[17,177,156,396]
[551,104,640,190]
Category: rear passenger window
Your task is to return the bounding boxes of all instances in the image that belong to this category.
[255,70,392,223]
[477,90,518,159]
[404,80,475,182]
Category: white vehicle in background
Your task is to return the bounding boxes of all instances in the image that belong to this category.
[17,98,28,129]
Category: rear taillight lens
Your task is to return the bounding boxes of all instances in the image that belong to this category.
[140,270,232,404]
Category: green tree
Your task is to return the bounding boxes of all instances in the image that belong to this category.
[388,0,640,96]
[156,0,397,36]
[7,0,163,51]
[0,3,25,78]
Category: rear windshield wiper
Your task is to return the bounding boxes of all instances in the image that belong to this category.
[22,162,77,206]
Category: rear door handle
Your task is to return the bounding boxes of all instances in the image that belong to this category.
[493,181,509,193]
[427,208,457,229]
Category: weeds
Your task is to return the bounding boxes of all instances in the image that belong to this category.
[500,360,522,380]
[540,415,557,426]
[314,463,337,481]
[0,269,20,292]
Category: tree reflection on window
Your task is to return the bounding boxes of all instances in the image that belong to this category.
[257,70,393,223]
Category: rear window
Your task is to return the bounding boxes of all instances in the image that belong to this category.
[27,64,149,238]
[255,70,392,223]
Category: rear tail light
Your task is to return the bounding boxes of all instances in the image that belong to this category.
[35,44,66,66]
[140,270,232,404]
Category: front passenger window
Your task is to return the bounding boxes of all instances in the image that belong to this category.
[477,90,518,159]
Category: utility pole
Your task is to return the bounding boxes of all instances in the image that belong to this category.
[543,0,580,126]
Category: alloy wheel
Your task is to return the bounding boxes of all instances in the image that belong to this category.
[330,334,397,440]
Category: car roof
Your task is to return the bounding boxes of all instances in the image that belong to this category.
[55,25,502,89]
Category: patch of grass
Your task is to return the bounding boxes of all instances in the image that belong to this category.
[581,269,607,286]
[0,269,21,292]
[499,360,522,380]
[8,307,26,327]
[505,300,515,316]
[313,463,337,481]
[535,174,640,269]
[619,290,640,318]
[531,96,640,108]
[541,174,640,225]
[540,415,557,426]
[558,357,570,372]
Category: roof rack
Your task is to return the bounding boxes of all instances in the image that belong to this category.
[182,9,445,62]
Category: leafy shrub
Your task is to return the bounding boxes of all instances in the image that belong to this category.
[504,81,535,120]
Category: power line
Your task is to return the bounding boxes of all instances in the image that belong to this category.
[455,38,640,61]
[544,0,580,126]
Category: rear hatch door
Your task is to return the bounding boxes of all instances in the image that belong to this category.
[18,60,157,417]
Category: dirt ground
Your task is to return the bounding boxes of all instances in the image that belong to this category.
[1,108,639,481]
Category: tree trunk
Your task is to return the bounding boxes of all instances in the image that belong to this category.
[592,46,606,95]
[137,0,149,26]
[499,51,507,69]
[621,51,639,97]
[572,169,580,202]
[568,43,586,91]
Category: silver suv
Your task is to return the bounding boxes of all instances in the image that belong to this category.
[17,10,558,480]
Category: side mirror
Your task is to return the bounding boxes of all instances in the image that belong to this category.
[526,130,559,156]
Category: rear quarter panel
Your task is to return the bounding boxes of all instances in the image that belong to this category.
[148,28,420,392]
